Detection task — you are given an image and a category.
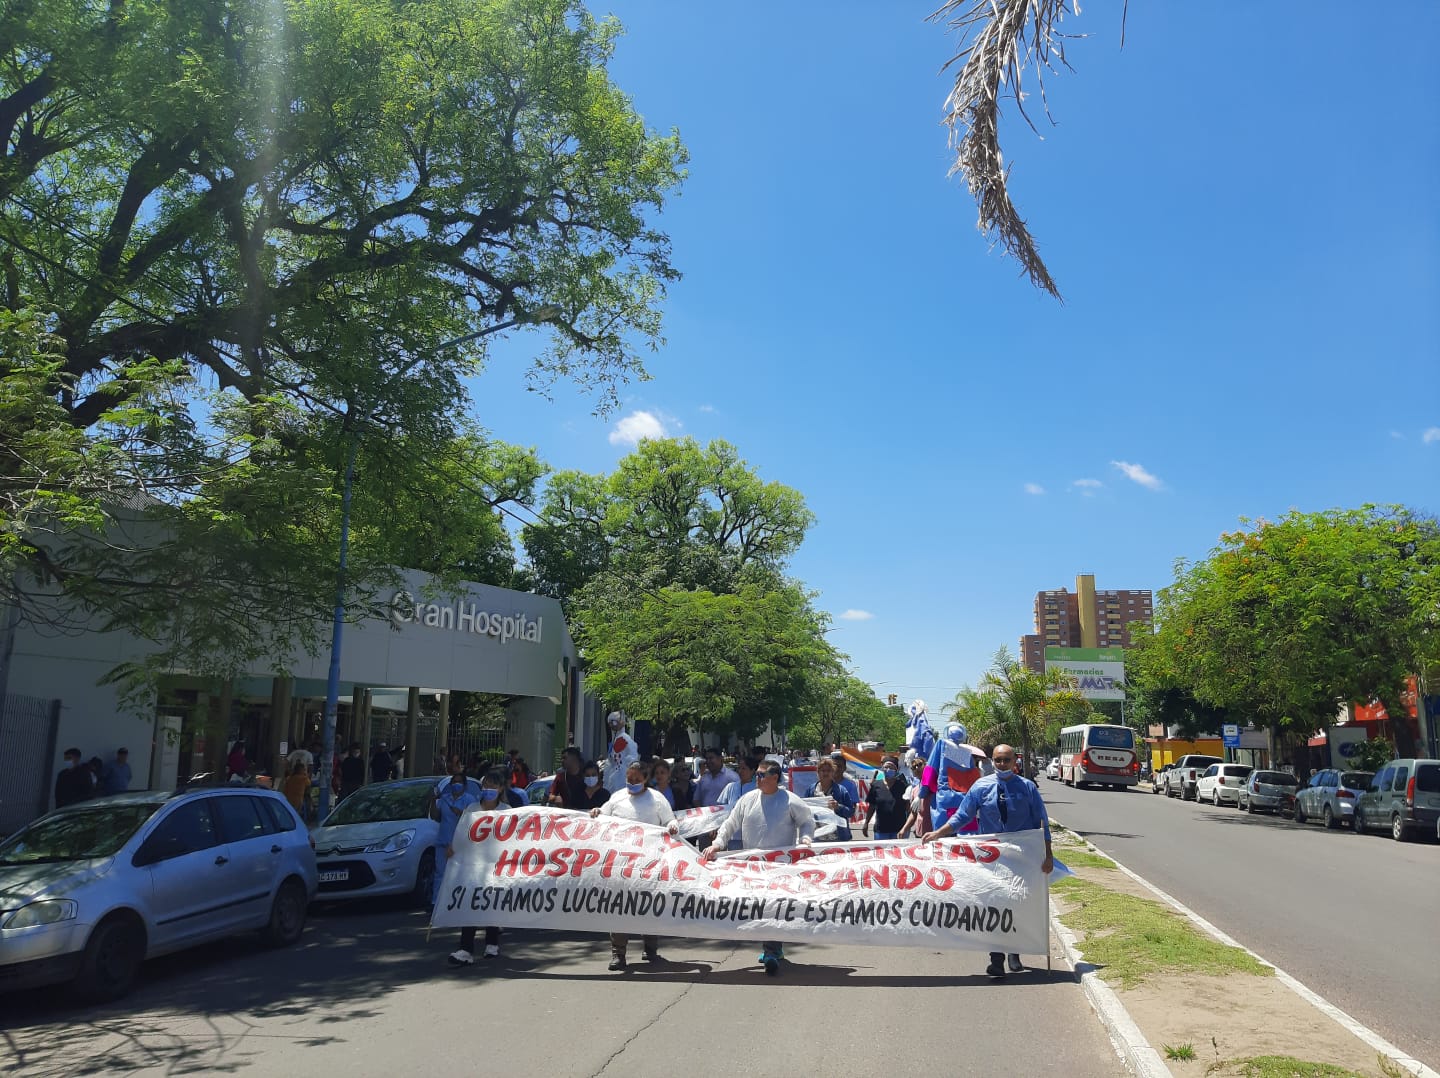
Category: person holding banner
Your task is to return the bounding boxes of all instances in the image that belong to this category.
[921,744,1053,979]
[446,769,509,966]
[431,759,481,910]
[700,762,816,977]
[592,760,680,971]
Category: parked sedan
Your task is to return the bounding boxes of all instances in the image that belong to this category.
[311,779,440,905]
[1293,769,1373,830]
[1238,770,1299,814]
[1196,763,1253,807]
[0,789,316,1000]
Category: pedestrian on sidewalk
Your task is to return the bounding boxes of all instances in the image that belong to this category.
[283,760,311,815]
[101,748,132,795]
[921,743,1053,979]
[55,747,92,808]
[447,769,507,966]
[701,762,815,977]
[338,743,365,802]
[592,760,679,971]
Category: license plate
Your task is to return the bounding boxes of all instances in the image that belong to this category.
[318,869,349,883]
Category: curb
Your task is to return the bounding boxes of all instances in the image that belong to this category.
[1053,819,1438,1078]
[1049,899,1173,1078]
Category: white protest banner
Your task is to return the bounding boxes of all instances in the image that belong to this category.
[673,801,845,840]
[431,805,1049,953]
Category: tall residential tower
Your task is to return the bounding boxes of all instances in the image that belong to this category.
[1019,573,1153,672]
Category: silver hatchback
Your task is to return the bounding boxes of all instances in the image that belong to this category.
[1293,769,1373,830]
[1238,770,1298,814]
[0,788,317,1000]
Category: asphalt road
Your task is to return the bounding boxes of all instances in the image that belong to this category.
[1,897,1124,1077]
[1042,778,1440,1070]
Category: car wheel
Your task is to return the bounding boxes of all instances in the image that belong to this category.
[1245,795,1256,814]
[1322,805,1335,830]
[412,847,436,908]
[1211,788,1220,808]
[1391,814,1410,842]
[77,914,145,1002]
[263,877,309,947]
[1353,810,1366,836]
[1294,799,1306,825]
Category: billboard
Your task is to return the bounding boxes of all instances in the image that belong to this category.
[1045,646,1125,701]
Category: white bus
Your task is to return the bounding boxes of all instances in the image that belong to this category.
[1058,724,1140,788]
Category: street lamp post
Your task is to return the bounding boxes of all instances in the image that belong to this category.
[315,309,560,821]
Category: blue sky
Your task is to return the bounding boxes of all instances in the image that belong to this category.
[472,1,1440,707]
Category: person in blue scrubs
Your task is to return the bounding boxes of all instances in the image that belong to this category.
[431,755,480,909]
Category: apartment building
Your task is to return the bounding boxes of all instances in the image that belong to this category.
[1019,573,1153,672]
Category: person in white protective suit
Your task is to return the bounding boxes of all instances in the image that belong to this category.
[602,711,640,793]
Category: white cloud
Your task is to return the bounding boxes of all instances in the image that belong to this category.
[1390,430,1405,440]
[1023,482,1046,495]
[1111,460,1165,490]
[1423,427,1440,445]
[838,609,875,621]
[608,410,669,447]
[698,404,716,413]
[1070,478,1102,497]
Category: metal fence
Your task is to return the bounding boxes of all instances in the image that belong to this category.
[1,694,61,836]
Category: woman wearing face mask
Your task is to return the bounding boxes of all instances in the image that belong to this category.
[804,757,856,840]
[447,769,509,966]
[578,761,610,810]
[431,756,480,911]
[862,756,910,840]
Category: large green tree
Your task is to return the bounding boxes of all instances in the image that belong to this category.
[1,0,685,682]
[944,647,1092,768]
[1146,507,1439,755]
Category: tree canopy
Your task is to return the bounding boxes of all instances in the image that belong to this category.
[2,0,686,683]
[1128,507,1439,755]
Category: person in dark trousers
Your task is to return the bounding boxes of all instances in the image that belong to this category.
[55,747,92,808]
[862,756,910,840]
[922,743,1054,978]
[339,743,366,801]
[446,769,508,966]
[369,742,395,784]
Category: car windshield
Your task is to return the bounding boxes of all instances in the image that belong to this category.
[1415,764,1439,793]
[1087,727,1135,749]
[0,803,163,864]
[1339,771,1374,789]
[1255,772,1297,786]
[324,783,431,826]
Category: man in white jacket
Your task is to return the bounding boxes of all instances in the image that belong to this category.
[700,762,815,976]
[593,760,679,971]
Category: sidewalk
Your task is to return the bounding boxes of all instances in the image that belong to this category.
[1048,813,1435,1078]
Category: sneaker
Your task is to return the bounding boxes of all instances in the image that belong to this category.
[608,955,627,972]
[483,944,500,959]
[447,949,474,967]
[1007,954,1024,973]
[985,959,1006,979]
[763,955,780,977]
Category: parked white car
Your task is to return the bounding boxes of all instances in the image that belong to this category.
[311,779,442,905]
[1046,759,1061,781]
[1196,763,1253,807]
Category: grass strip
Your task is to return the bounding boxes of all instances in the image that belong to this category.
[1209,1057,1368,1078]
[1057,848,1116,870]
[1055,877,1273,989]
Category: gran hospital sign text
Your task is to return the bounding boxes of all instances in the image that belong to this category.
[388,590,544,644]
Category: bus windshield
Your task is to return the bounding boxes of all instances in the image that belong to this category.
[1086,726,1135,749]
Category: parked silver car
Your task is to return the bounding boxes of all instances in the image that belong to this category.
[1238,770,1298,814]
[311,778,443,904]
[1293,769,1373,830]
[0,789,316,1000]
